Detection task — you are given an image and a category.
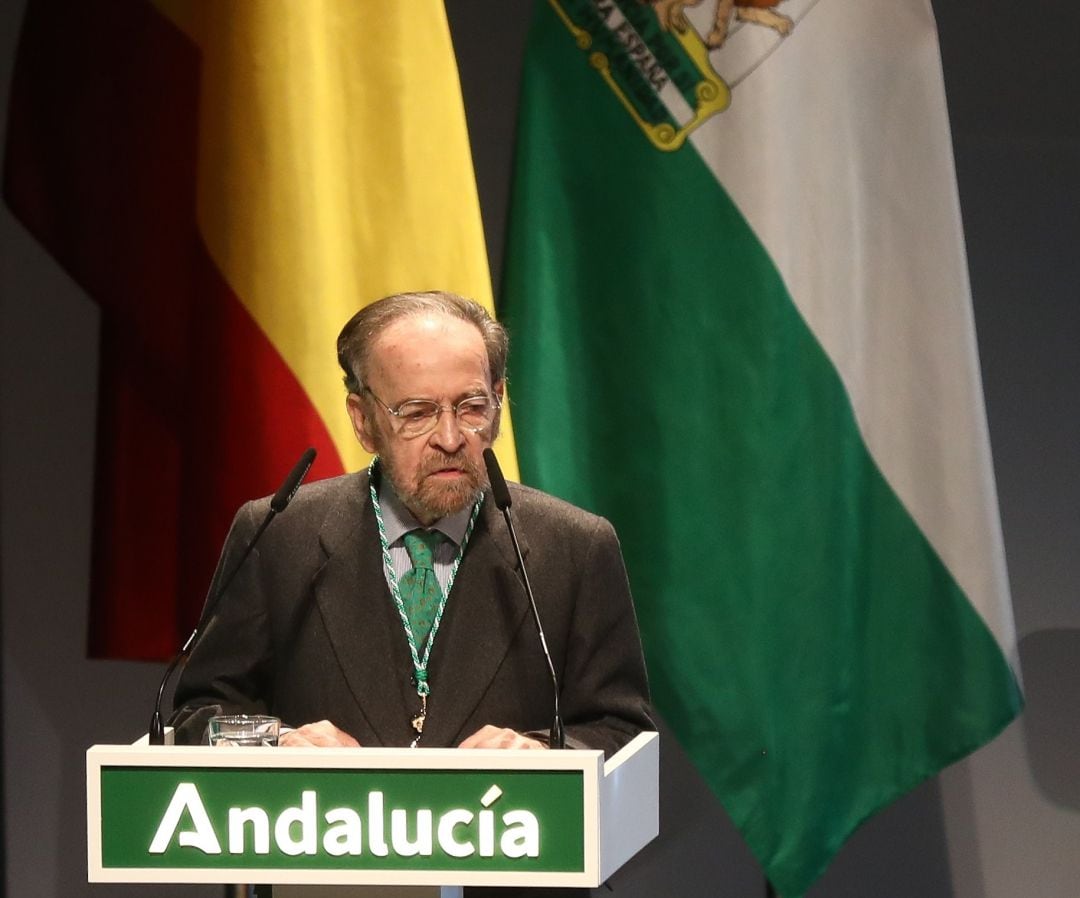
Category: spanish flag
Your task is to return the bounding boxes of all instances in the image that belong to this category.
[4,0,514,659]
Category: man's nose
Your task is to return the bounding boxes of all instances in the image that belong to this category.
[429,407,466,451]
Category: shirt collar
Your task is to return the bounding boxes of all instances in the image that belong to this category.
[377,478,474,548]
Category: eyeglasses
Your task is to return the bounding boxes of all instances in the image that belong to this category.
[363,387,501,438]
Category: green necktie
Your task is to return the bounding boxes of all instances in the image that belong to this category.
[399,530,446,650]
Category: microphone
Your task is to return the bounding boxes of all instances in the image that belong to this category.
[270,446,316,513]
[483,448,565,749]
[148,447,317,745]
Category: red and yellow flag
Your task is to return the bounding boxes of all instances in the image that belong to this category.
[4,0,515,659]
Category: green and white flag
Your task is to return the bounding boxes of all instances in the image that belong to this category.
[500,1,1023,894]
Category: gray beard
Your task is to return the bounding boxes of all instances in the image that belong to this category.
[378,448,486,525]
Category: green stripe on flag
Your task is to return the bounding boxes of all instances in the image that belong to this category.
[501,4,1021,895]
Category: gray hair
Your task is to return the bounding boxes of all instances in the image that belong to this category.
[336,291,509,395]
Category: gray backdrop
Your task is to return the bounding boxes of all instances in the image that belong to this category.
[2,1,1077,896]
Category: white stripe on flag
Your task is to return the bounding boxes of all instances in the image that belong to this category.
[688,0,1016,654]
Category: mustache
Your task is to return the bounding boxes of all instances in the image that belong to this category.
[417,450,486,483]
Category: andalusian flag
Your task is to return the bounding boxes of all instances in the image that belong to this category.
[4,0,515,659]
[501,1,1022,894]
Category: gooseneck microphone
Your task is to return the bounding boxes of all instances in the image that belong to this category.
[148,447,317,745]
[482,448,566,749]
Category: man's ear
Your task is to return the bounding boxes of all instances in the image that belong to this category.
[346,393,377,454]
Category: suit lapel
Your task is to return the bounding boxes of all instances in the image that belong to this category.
[312,472,418,745]
[421,496,533,746]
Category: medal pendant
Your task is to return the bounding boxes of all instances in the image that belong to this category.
[411,694,427,734]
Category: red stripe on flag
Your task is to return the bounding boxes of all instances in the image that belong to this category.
[4,0,345,660]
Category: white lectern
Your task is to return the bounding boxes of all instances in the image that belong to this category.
[87,731,658,894]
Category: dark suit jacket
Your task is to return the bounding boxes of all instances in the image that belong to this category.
[171,471,652,753]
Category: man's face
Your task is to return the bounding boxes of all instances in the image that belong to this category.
[345,313,503,525]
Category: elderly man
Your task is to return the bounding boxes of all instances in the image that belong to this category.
[171,291,651,757]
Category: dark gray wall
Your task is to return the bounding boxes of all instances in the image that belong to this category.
[2,1,1077,896]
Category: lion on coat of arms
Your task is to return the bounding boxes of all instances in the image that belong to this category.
[650,0,794,49]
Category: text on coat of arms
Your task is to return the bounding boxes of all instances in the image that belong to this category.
[549,0,797,151]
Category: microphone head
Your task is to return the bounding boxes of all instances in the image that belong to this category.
[270,447,317,513]
[482,448,512,510]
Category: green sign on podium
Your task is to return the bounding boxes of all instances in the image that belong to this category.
[88,731,658,892]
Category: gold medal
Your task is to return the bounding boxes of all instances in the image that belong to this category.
[411,694,427,737]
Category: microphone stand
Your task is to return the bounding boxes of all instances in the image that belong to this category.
[483,448,565,749]
[147,448,316,745]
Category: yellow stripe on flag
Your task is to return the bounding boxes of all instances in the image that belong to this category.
[153,0,518,476]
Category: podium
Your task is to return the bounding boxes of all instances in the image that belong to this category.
[87,731,658,893]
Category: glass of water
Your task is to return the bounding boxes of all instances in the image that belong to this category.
[208,714,280,747]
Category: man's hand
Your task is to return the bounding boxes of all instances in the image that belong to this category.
[458,725,548,750]
[279,720,360,747]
